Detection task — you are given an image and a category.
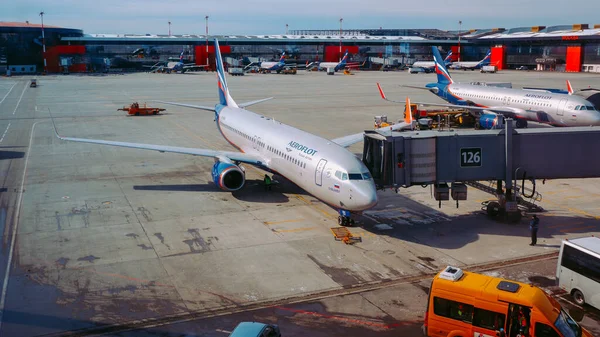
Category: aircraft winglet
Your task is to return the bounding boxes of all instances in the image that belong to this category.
[566,80,574,95]
[376,83,387,100]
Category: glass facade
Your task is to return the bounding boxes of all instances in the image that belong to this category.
[0,26,82,68]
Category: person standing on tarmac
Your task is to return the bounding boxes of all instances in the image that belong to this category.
[529,215,539,246]
[264,174,272,191]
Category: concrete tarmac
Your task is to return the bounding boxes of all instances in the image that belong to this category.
[0,69,599,336]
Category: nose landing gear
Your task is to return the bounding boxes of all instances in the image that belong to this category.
[338,209,356,226]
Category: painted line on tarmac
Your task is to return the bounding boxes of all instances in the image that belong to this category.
[273,226,318,233]
[264,219,304,225]
[11,83,27,115]
[274,305,419,330]
[0,123,10,143]
[0,82,17,106]
[0,121,37,331]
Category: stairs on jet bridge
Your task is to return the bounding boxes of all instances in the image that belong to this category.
[465,181,544,213]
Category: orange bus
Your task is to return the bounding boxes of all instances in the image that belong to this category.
[423,266,592,337]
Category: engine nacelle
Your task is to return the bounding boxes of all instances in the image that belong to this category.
[478,113,504,130]
[211,162,245,191]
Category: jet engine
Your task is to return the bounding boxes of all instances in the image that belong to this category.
[477,113,504,130]
[212,161,245,191]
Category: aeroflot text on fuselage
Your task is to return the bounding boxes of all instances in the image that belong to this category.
[288,141,318,156]
[524,94,552,100]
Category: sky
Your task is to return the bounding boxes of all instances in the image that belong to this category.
[5,0,600,35]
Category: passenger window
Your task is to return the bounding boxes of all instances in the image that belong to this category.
[534,322,560,337]
[433,297,473,322]
[473,308,505,331]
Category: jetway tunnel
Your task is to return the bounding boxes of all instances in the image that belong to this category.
[362,122,600,221]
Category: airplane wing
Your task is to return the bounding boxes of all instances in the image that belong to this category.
[331,87,415,147]
[331,120,413,148]
[53,125,264,166]
[156,97,273,111]
[401,85,439,94]
[154,100,216,111]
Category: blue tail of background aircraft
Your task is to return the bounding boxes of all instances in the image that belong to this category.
[215,39,232,107]
[432,47,453,85]
[476,50,492,68]
[335,50,349,71]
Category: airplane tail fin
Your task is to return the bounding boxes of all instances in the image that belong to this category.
[567,80,574,95]
[279,52,286,64]
[432,47,453,85]
[444,50,453,63]
[215,39,238,108]
[404,97,414,127]
[478,50,491,67]
[340,50,349,64]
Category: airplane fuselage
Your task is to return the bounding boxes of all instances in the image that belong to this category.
[429,82,600,126]
[215,105,377,211]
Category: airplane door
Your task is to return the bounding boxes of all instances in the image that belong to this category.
[556,98,568,116]
[315,159,327,186]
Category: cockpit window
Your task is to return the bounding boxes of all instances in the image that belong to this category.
[362,172,372,179]
[575,105,581,110]
[348,173,363,180]
[335,171,342,179]
[342,173,348,181]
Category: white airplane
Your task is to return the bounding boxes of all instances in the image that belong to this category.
[53,38,414,225]
[406,46,600,129]
[412,50,453,70]
[449,50,491,70]
[313,51,352,72]
[258,53,287,73]
[147,51,207,73]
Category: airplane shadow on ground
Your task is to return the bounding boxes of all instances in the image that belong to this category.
[355,189,600,250]
[133,176,307,204]
[0,151,25,160]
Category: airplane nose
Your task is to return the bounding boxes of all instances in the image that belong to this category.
[351,183,378,211]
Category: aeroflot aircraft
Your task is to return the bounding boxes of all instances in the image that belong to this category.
[54,39,413,225]
[259,52,286,72]
[412,50,453,70]
[316,50,350,71]
[412,46,600,128]
[448,50,491,70]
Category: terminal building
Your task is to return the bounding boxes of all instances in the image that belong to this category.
[1,21,600,73]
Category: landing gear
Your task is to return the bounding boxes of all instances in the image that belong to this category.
[516,119,528,129]
[338,210,355,226]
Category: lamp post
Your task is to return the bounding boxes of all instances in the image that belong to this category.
[205,15,209,67]
[339,17,343,62]
[458,20,462,62]
[168,21,171,36]
[39,11,47,73]
[286,24,288,35]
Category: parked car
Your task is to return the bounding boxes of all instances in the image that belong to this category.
[229,322,281,337]
[516,66,529,70]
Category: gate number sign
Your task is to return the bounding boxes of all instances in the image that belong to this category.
[460,148,482,167]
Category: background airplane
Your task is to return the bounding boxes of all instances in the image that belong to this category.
[54,38,413,226]
[258,53,287,73]
[147,51,207,73]
[404,46,600,129]
[412,50,453,70]
[313,50,353,72]
[449,50,491,70]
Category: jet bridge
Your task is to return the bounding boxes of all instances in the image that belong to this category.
[362,120,600,222]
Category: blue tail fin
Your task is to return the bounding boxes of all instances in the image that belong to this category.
[443,50,453,64]
[432,47,453,85]
[215,39,238,107]
[477,50,491,67]
[340,50,349,65]
[279,52,286,64]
